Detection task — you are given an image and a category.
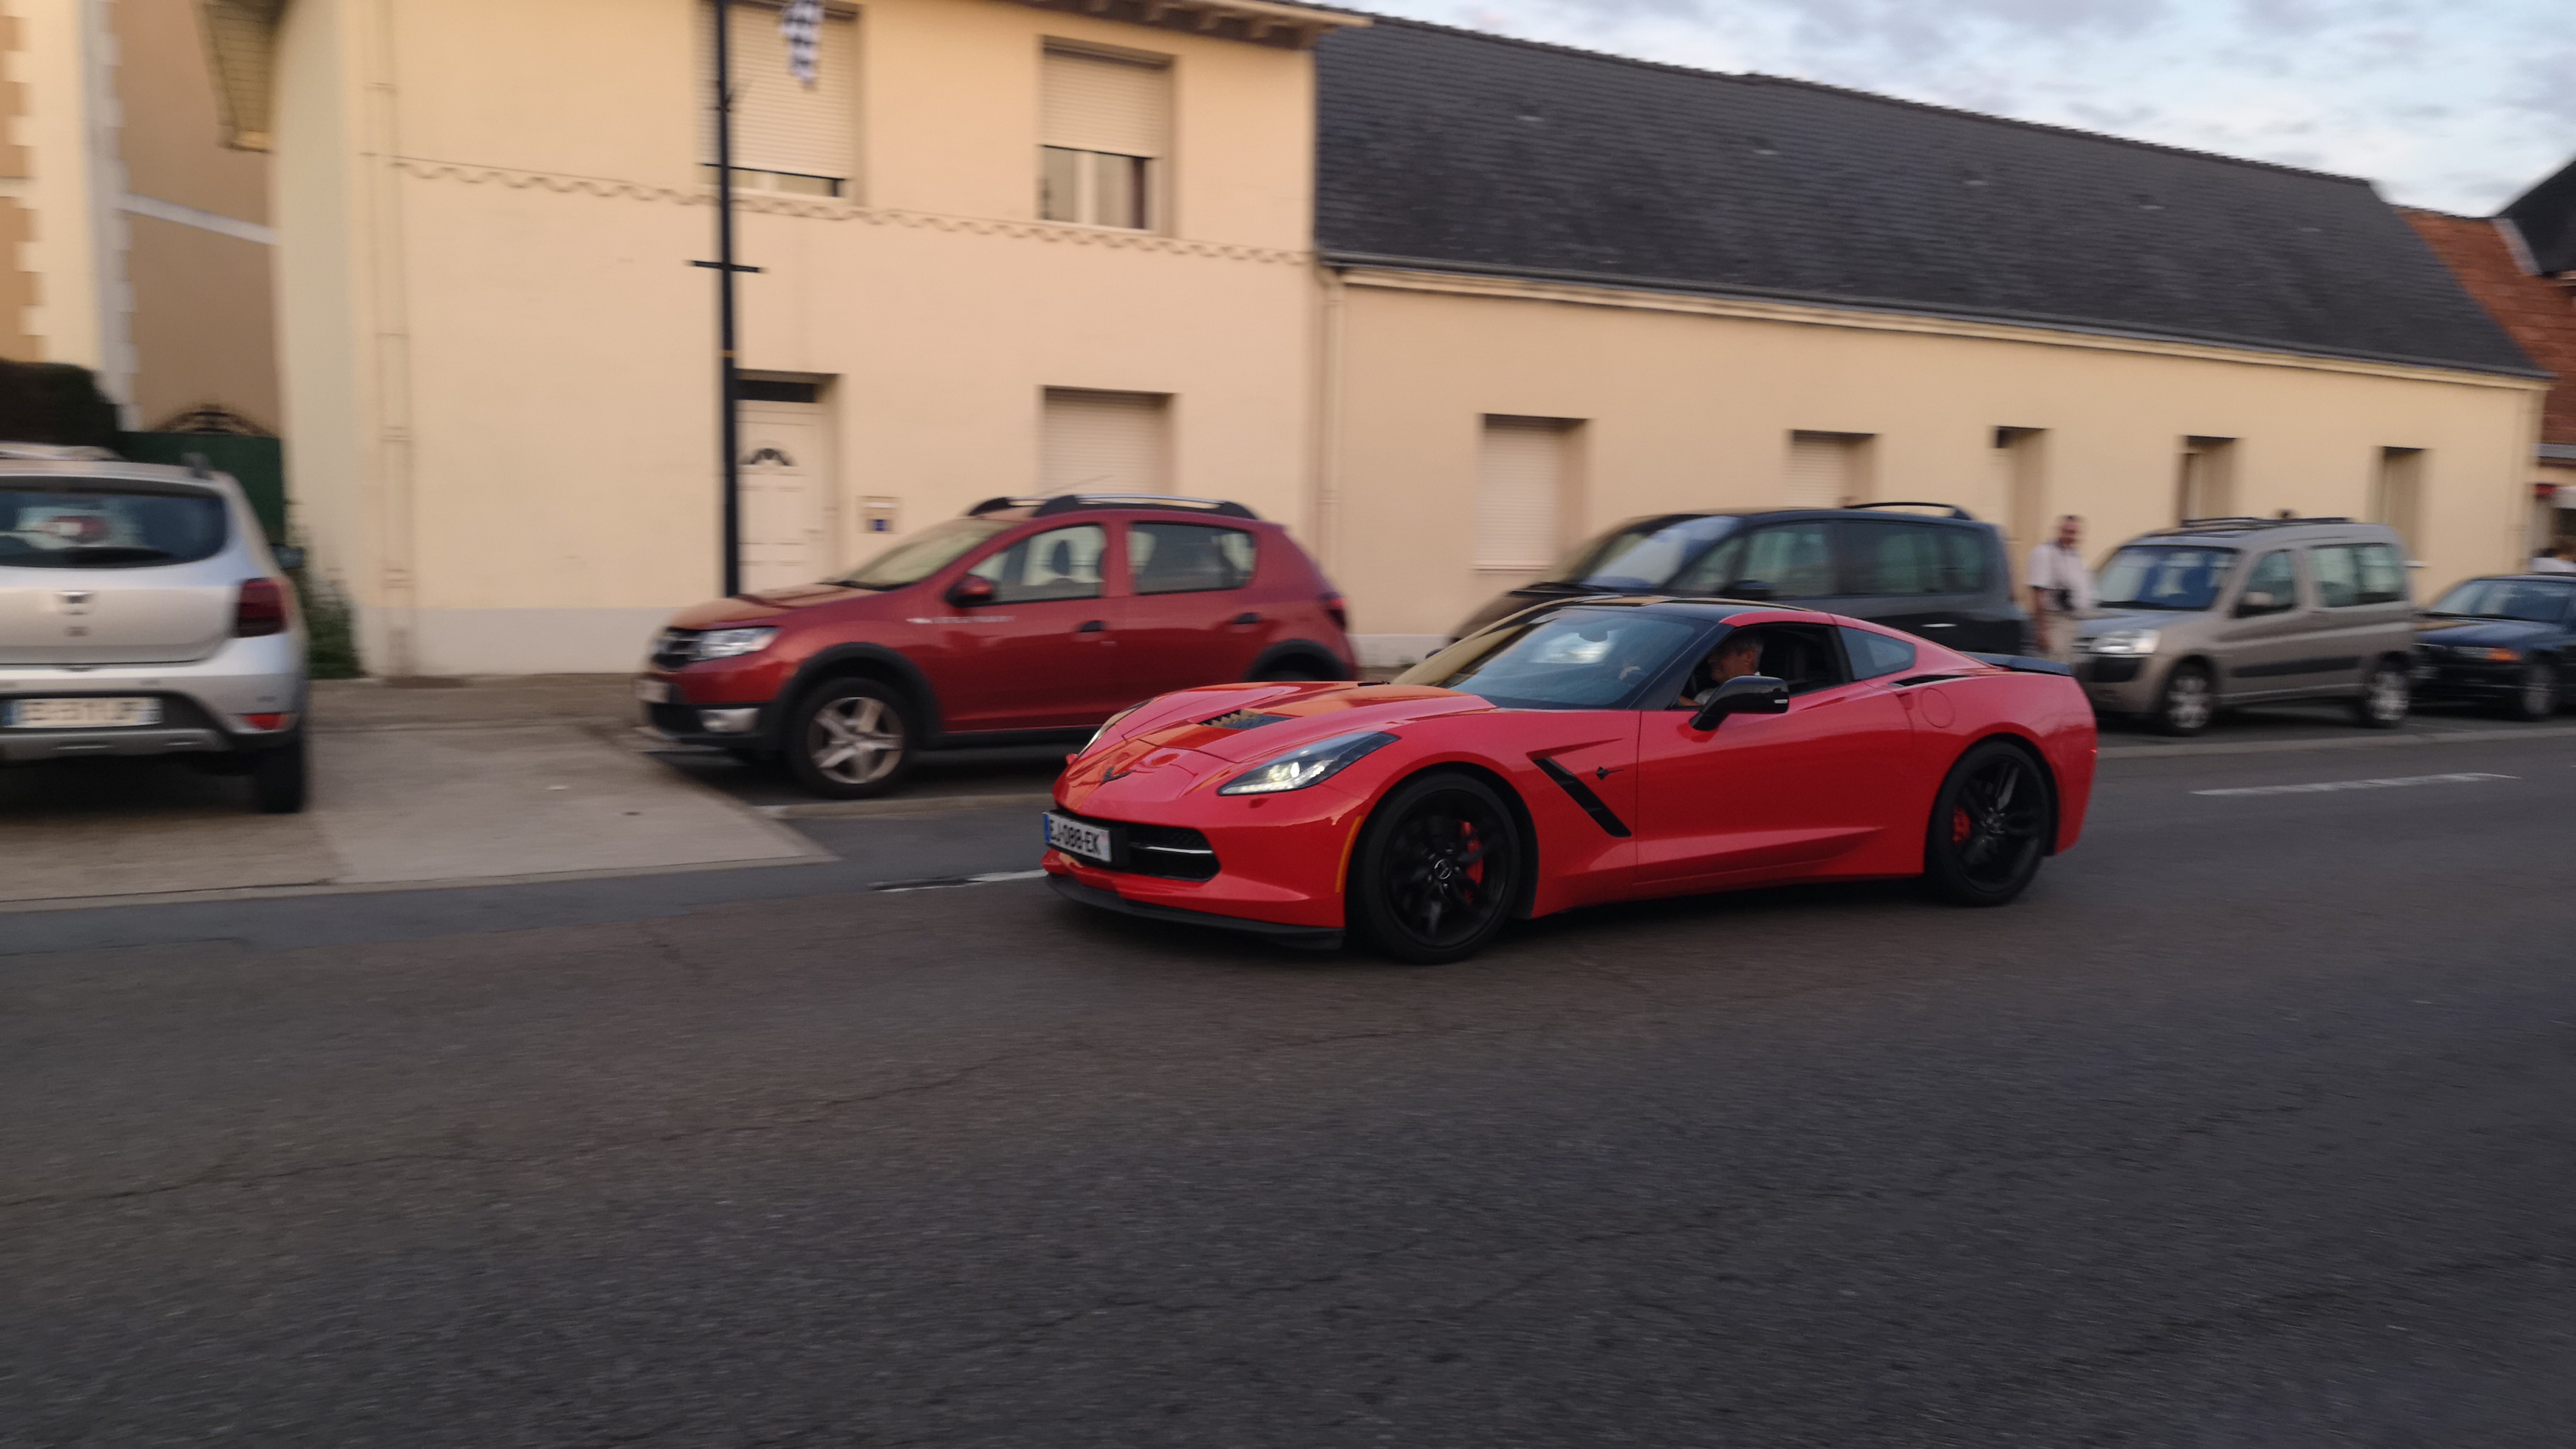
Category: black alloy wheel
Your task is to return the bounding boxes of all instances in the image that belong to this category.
[2153,661,2214,737]
[2506,658,2559,722]
[248,733,309,815]
[784,678,915,800]
[2351,659,2410,729]
[1922,740,2049,906]
[1349,772,1522,964]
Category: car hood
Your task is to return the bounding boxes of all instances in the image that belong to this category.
[1087,682,1491,773]
[667,582,875,628]
[2415,618,2556,647]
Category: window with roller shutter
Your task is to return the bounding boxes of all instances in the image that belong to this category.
[1475,417,1579,570]
[1039,46,1169,231]
[1785,431,1868,508]
[696,1,857,197]
[1042,389,1171,495]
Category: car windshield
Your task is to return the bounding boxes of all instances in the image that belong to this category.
[0,480,227,569]
[828,517,1013,590]
[1530,518,1672,586]
[2426,578,2575,624]
[1577,515,1743,590]
[1396,608,1701,710]
[2096,545,2237,612]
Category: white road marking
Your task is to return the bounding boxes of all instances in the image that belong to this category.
[870,869,1049,894]
[2193,771,2518,798]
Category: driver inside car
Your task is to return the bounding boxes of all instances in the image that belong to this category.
[1675,633,1766,707]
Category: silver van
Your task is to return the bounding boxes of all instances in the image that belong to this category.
[2072,517,2415,736]
[0,445,309,810]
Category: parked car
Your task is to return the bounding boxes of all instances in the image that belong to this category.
[2070,517,2416,736]
[639,494,1355,798]
[0,444,309,812]
[1452,502,2029,655]
[2411,573,2576,720]
[1046,597,2094,963]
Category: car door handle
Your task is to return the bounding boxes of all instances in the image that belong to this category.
[1230,612,1260,626]
[1075,620,1106,633]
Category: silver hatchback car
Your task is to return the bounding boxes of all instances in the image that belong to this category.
[0,445,309,811]
[2072,517,2416,737]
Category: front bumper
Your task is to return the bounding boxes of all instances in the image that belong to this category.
[2071,653,2161,714]
[1047,873,1343,948]
[2410,657,2521,701]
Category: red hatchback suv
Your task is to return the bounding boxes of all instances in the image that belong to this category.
[637,494,1355,798]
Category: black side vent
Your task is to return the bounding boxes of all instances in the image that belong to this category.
[1202,710,1291,731]
[1532,757,1632,838]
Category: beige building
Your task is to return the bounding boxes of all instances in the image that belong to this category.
[3,0,278,430]
[209,0,2545,676]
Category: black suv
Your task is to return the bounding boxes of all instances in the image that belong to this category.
[1454,502,2029,654]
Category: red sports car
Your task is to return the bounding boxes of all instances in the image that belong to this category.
[1042,598,2096,963]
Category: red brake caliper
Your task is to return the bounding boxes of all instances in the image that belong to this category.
[1951,807,1973,846]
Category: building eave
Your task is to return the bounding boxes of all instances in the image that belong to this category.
[1012,0,1366,49]
[1329,247,2555,384]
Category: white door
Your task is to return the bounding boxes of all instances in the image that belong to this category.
[739,400,830,592]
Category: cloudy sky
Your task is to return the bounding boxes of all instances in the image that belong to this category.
[1358,0,2571,215]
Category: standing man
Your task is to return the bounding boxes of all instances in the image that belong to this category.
[2528,543,2576,574]
[2026,515,2094,661]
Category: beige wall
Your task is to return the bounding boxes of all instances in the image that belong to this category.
[1328,272,2545,652]
[123,211,277,425]
[117,0,278,430]
[276,0,1328,674]
[260,0,2541,676]
[117,0,262,219]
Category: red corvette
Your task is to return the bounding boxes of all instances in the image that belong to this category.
[1044,598,2096,963]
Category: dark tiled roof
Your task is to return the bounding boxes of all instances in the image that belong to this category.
[2404,210,2576,444]
[1313,19,2538,376]
[2501,155,2576,275]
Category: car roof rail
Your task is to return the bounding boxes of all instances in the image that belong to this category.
[2152,515,2355,535]
[1030,492,1259,521]
[1844,500,1977,521]
[965,495,1051,517]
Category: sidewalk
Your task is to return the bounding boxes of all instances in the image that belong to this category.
[0,676,822,910]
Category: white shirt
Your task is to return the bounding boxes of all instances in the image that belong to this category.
[2025,542,2094,612]
[2528,555,2576,574]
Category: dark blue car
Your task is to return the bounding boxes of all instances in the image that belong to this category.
[2412,574,2576,720]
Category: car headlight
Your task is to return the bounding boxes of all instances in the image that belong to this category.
[1081,701,1147,757]
[1216,731,1399,796]
[693,627,777,660]
[2084,628,2160,656]
[2449,645,2518,663]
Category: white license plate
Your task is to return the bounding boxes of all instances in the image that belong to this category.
[635,677,671,704]
[1044,812,1113,863]
[7,696,161,729]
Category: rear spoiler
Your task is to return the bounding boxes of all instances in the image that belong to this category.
[1963,651,2073,678]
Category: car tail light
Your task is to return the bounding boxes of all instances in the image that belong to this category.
[1321,590,1348,631]
[239,712,295,732]
[234,577,290,637]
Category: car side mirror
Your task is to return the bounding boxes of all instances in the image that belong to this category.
[947,574,997,608]
[272,544,307,572]
[1725,580,1776,602]
[1690,674,1790,731]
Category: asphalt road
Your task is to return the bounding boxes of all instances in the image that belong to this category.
[7,731,2576,1446]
